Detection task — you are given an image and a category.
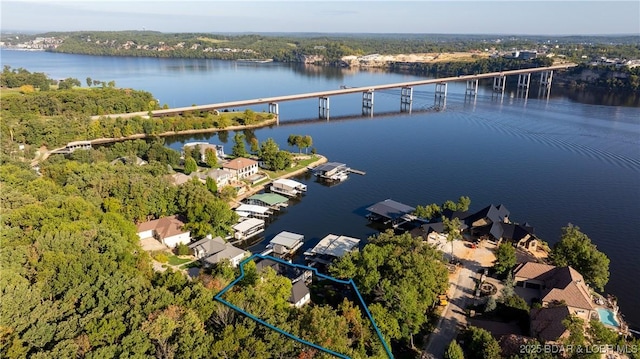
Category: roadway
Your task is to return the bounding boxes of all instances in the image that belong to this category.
[93,64,575,120]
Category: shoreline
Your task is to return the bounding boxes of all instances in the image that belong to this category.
[90,117,279,146]
[230,154,328,208]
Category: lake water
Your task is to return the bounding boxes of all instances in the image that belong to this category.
[3,49,639,329]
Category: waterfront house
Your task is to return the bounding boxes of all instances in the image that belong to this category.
[223,158,259,180]
[188,235,247,267]
[245,193,289,210]
[232,218,265,240]
[304,234,360,266]
[464,204,511,241]
[255,258,312,284]
[255,258,312,308]
[268,231,305,257]
[137,215,190,248]
[529,306,571,342]
[289,280,311,308]
[366,199,416,227]
[270,178,307,197]
[183,142,225,162]
[197,168,232,188]
[513,262,596,321]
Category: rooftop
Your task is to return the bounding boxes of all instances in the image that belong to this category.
[248,193,289,206]
[270,231,304,248]
[366,199,416,220]
[232,218,265,232]
[235,204,271,214]
[223,157,258,170]
[306,234,360,258]
[137,215,188,238]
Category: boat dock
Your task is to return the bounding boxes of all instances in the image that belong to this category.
[346,168,366,175]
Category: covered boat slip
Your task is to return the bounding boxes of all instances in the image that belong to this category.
[312,162,349,181]
[232,218,265,240]
[366,199,416,227]
[245,193,289,210]
[268,231,305,256]
[235,204,273,218]
[270,178,307,197]
[304,234,360,266]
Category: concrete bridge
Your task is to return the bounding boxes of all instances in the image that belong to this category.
[94,64,575,120]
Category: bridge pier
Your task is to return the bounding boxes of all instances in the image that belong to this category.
[400,86,413,113]
[493,75,506,99]
[538,70,553,98]
[268,103,279,124]
[318,97,330,120]
[465,79,479,97]
[517,73,531,99]
[434,82,447,110]
[362,90,374,116]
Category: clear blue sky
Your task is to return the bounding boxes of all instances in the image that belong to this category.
[1,0,639,35]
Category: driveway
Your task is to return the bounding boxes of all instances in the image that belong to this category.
[422,239,496,357]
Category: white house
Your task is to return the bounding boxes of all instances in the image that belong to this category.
[136,215,190,248]
[223,158,259,180]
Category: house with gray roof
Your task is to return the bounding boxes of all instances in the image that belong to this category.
[188,235,247,267]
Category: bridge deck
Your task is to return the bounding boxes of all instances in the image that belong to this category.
[94,64,575,119]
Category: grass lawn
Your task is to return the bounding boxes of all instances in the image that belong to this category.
[262,155,319,178]
[167,255,192,266]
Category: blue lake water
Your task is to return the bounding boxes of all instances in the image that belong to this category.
[2,49,639,328]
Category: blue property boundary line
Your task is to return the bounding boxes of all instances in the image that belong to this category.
[214,254,394,359]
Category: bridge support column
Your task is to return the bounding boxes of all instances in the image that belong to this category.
[362,90,374,116]
[318,97,330,120]
[268,103,279,124]
[434,82,447,110]
[465,79,479,97]
[538,70,553,98]
[493,75,506,99]
[400,86,413,113]
[517,73,531,99]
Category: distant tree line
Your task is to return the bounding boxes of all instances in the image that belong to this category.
[390,57,554,77]
[28,31,639,65]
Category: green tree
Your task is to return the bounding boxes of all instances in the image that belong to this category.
[204,148,218,168]
[330,231,448,347]
[175,243,190,256]
[287,134,303,153]
[456,196,471,211]
[443,199,458,211]
[231,132,248,158]
[443,217,462,261]
[445,340,465,359]
[550,224,610,291]
[301,135,313,154]
[205,177,218,194]
[184,157,197,175]
[86,77,92,87]
[494,242,516,275]
[462,326,501,359]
